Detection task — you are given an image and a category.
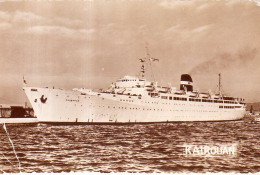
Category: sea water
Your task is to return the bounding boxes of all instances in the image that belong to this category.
[0,117,259,173]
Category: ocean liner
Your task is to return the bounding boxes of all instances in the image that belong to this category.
[23,49,246,123]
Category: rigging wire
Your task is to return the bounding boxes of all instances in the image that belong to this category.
[2,123,21,172]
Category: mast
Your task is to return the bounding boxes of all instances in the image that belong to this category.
[218,73,222,97]
[141,43,150,79]
[139,42,159,80]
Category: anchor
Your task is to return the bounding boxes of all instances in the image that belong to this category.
[40,95,47,103]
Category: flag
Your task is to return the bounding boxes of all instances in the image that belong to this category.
[23,76,27,87]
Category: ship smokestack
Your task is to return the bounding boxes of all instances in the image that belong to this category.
[180,74,193,92]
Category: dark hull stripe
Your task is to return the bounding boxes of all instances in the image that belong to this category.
[39,119,243,125]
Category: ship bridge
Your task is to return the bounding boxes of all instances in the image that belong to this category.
[115,75,152,88]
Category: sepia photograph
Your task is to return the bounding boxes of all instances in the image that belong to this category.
[0,0,259,173]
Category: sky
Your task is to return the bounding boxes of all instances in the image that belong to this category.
[0,0,259,105]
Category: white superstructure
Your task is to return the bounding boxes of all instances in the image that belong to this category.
[23,49,246,123]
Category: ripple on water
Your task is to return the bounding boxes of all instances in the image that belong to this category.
[0,119,259,173]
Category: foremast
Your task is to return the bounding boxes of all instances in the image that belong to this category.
[218,73,223,98]
[138,43,159,80]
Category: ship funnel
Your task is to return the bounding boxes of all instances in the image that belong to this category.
[180,74,193,92]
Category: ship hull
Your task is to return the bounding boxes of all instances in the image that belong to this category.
[23,87,246,123]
